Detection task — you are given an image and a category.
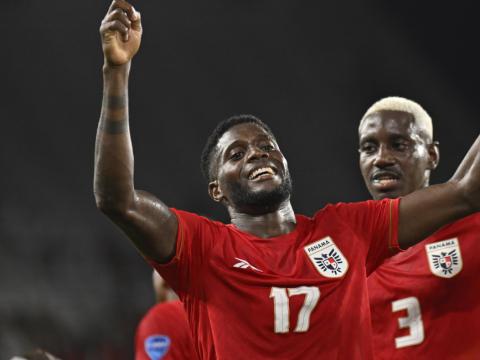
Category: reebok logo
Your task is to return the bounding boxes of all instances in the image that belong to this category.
[233,258,263,272]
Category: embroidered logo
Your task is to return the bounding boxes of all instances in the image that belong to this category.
[425,238,463,278]
[233,257,263,272]
[304,237,348,278]
[145,335,170,360]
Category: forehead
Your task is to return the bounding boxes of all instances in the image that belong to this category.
[217,122,274,150]
[359,110,421,140]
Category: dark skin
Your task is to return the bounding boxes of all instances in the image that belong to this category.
[208,123,296,237]
[359,110,439,200]
[95,0,480,263]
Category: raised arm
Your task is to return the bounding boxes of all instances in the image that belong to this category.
[398,134,480,248]
[94,0,177,262]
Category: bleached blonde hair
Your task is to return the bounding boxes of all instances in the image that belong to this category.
[360,96,433,141]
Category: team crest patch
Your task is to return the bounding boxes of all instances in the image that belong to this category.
[145,335,171,360]
[425,238,463,278]
[304,237,348,278]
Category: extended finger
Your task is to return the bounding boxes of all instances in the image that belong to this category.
[107,0,135,20]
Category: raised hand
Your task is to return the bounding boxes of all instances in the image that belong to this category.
[100,0,142,66]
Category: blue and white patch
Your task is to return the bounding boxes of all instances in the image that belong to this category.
[145,335,171,360]
[304,237,348,278]
[425,238,463,278]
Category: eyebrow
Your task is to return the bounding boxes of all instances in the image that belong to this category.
[221,135,276,159]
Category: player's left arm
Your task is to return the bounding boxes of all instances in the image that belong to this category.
[398,134,480,248]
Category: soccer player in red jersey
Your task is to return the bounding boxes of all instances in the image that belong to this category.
[135,272,197,360]
[95,2,480,358]
[359,97,480,359]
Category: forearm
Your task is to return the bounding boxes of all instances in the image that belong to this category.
[399,180,476,249]
[94,62,135,212]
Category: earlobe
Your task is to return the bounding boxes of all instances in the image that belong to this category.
[428,141,440,170]
[208,180,223,202]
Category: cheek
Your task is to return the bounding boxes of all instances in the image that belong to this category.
[403,158,429,183]
[359,158,371,174]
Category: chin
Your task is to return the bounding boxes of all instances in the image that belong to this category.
[375,191,401,200]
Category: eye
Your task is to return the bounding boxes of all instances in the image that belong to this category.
[359,142,377,155]
[260,144,275,152]
[392,141,409,152]
[229,151,244,161]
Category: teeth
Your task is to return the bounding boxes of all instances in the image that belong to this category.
[249,167,275,180]
[373,178,398,185]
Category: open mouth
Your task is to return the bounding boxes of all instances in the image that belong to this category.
[371,171,400,188]
[248,166,277,180]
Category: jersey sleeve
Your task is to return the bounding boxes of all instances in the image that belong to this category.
[333,198,401,274]
[135,308,167,360]
[135,302,195,360]
[147,209,220,298]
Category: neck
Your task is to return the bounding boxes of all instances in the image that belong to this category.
[228,200,296,238]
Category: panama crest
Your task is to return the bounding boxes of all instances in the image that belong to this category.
[304,237,348,278]
[425,238,463,278]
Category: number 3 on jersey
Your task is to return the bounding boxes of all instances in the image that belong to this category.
[392,297,425,348]
[270,286,320,333]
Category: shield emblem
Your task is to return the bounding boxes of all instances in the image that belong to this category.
[324,257,338,270]
[425,238,463,278]
[145,335,171,360]
[440,255,452,269]
[304,237,349,278]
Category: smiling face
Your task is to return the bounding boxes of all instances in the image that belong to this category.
[208,122,292,214]
[358,110,439,200]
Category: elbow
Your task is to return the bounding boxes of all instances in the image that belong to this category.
[94,191,133,218]
[447,179,479,214]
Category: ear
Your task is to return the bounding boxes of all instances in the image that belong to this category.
[208,180,224,202]
[427,141,440,170]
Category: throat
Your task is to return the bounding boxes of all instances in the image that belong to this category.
[229,201,296,238]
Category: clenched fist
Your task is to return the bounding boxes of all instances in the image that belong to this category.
[100,0,142,66]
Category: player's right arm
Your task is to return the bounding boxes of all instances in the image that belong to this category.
[94,0,178,263]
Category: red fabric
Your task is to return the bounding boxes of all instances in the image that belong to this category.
[135,300,197,360]
[368,213,480,359]
[151,199,400,360]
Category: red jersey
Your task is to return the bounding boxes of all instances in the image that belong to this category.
[150,199,400,360]
[368,213,480,359]
[135,300,197,360]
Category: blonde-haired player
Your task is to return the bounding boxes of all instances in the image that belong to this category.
[358,96,480,358]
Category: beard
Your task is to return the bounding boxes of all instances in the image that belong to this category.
[226,170,293,214]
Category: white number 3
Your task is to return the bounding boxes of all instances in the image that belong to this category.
[392,297,425,348]
[270,286,320,333]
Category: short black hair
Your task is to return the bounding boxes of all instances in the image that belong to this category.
[200,114,275,182]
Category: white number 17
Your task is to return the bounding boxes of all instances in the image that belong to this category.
[270,286,320,333]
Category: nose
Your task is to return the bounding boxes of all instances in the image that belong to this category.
[247,145,269,162]
[373,144,396,168]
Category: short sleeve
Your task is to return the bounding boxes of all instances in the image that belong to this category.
[333,198,401,274]
[147,209,219,298]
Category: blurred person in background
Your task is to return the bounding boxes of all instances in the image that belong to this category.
[135,271,196,360]
[10,349,61,360]
[358,97,480,358]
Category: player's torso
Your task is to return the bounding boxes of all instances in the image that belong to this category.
[368,213,480,359]
[196,214,373,360]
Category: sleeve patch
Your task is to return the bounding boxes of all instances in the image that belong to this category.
[145,335,171,360]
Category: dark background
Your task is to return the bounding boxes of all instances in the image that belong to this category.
[1,0,478,358]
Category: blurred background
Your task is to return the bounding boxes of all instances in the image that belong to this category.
[1,0,478,358]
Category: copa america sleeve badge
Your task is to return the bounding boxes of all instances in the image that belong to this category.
[304,237,349,278]
[145,335,171,360]
[425,238,463,278]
